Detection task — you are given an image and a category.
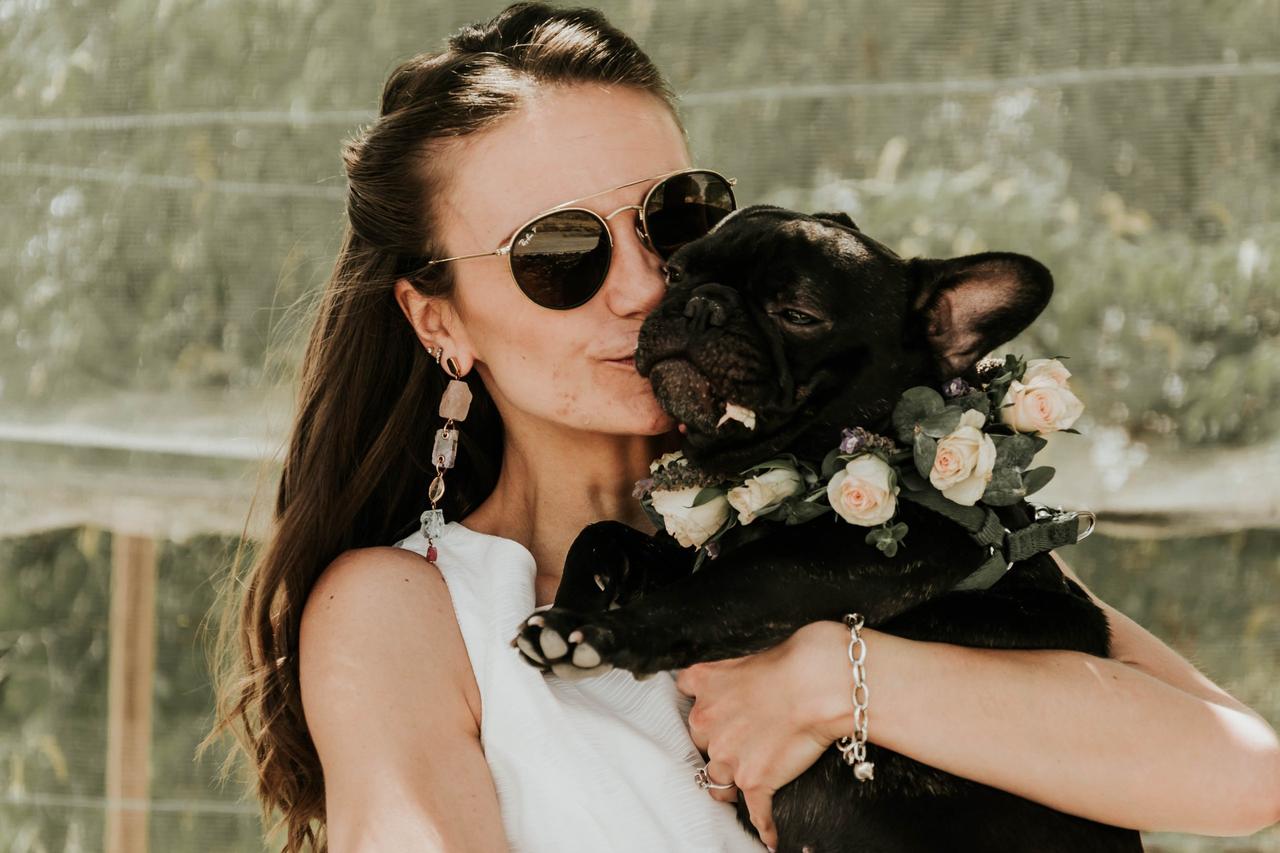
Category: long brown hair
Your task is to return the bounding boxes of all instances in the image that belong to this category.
[199,4,683,851]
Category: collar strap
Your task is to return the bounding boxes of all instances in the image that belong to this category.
[899,488,1094,592]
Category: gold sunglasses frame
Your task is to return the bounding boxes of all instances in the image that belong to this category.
[403,167,737,308]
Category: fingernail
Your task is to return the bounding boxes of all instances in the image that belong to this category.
[766,847,776,852]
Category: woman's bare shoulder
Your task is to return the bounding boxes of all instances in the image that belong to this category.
[300,545,481,733]
[299,546,507,851]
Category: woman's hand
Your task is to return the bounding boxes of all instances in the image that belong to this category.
[675,620,853,850]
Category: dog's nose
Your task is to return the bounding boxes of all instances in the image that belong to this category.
[682,283,736,330]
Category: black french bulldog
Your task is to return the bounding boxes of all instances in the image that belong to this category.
[512,204,1142,852]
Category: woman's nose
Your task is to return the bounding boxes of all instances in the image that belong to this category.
[600,206,667,316]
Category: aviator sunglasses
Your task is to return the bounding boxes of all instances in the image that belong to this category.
[398,168,737,310]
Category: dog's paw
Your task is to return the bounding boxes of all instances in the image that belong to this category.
[510,607,618,681]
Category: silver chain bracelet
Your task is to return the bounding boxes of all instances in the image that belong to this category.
[834,612,875,781]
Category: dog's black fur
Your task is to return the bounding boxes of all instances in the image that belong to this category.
[513,205,1142,852]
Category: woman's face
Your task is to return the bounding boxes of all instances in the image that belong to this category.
[403,84,691,439]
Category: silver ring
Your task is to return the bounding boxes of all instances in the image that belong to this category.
[694,763,736,791]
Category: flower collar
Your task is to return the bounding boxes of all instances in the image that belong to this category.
[634,354,1088,573]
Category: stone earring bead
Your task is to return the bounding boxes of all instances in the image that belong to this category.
[420,354,472,562]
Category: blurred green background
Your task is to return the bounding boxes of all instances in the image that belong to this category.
[1,0,1277,850]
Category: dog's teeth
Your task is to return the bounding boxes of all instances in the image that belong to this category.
[716,402,757,431]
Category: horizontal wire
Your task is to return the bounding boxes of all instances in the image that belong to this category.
[0,60,1277,133]
[0,109,373,133]
[679,59,1280,105]
[0,161,344,199]
[1,790,259,815]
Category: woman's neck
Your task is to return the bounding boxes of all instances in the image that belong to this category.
[460,422,682,607]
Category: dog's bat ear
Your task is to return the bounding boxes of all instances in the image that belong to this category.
[906,252,1053,379]
[811,211,858,230]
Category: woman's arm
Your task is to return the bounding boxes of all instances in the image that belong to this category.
[676,553,1280,849]
[300,547,510,853]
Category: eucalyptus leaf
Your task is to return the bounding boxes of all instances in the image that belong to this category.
[981,468,1026,505]
[1022,466,1055,495]
[821,445,843,478]
[954,391,991,417]
[641,500,666,533]
[899,467,929,491]
[913,431,938,479]
[690,487,724,507]
[785,500,831,524]
[920,406,964,438]
[893,386,945,443]
[996,433,1037,470]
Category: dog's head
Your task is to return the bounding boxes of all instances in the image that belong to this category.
[634,204,1054,473]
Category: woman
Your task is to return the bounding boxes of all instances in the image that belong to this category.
[206,3,1280,851]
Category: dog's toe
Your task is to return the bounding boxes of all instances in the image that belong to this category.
[538,628,568,659]
[571,642,602,668]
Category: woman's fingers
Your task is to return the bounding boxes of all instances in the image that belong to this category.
[702,758,739,803]
[740,785,778,850]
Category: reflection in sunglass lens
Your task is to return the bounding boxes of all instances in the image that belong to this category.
[509,210,611,309]
[643,171,736,259]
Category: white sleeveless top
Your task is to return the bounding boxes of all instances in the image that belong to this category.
[392,519,767,853]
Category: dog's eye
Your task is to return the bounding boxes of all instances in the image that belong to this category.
[781,308,817,325]
[660,263,684,285]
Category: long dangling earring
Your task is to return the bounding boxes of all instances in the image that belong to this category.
[419,346,472,562]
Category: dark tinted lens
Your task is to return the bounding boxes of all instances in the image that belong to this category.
[509,210,610,309]
[642,171,737,259]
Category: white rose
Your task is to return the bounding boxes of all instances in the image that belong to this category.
[826,454,898,527]
[929,408,998,506]
[999,358,1084,434]
[1023,358,1072,386]
[649,487,730,548]
[726,467,805,525]
[649,450,688,474]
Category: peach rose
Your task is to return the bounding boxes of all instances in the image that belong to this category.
[826,454,898,526]
[929,408,998,505]
[999,358,1084,434]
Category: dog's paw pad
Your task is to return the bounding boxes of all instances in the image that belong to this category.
[571,642,601,668]
[538,628,568,659]
[515,635,546,665]
[513,607,618,678]
[553,661,613,681]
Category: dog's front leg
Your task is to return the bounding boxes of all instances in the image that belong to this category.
[511,520,695,676]
[515,528,986,677]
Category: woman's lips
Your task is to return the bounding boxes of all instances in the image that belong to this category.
[604,356,636,368]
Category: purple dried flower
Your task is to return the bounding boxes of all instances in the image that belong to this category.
[632,477,654,499]
[839,427,866,453]
[942,377,972,398]
[705,540,721,560]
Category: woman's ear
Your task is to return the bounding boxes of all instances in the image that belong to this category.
[393,278,473,372]
[906,251,1054,379]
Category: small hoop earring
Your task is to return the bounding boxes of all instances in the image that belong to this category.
[419,348,472,563]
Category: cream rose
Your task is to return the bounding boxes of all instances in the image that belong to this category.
[649,487,731,548]
[826,454,898,526]
[929,408,998,505]
[727,467,805,525]
[999,358,1084,434]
